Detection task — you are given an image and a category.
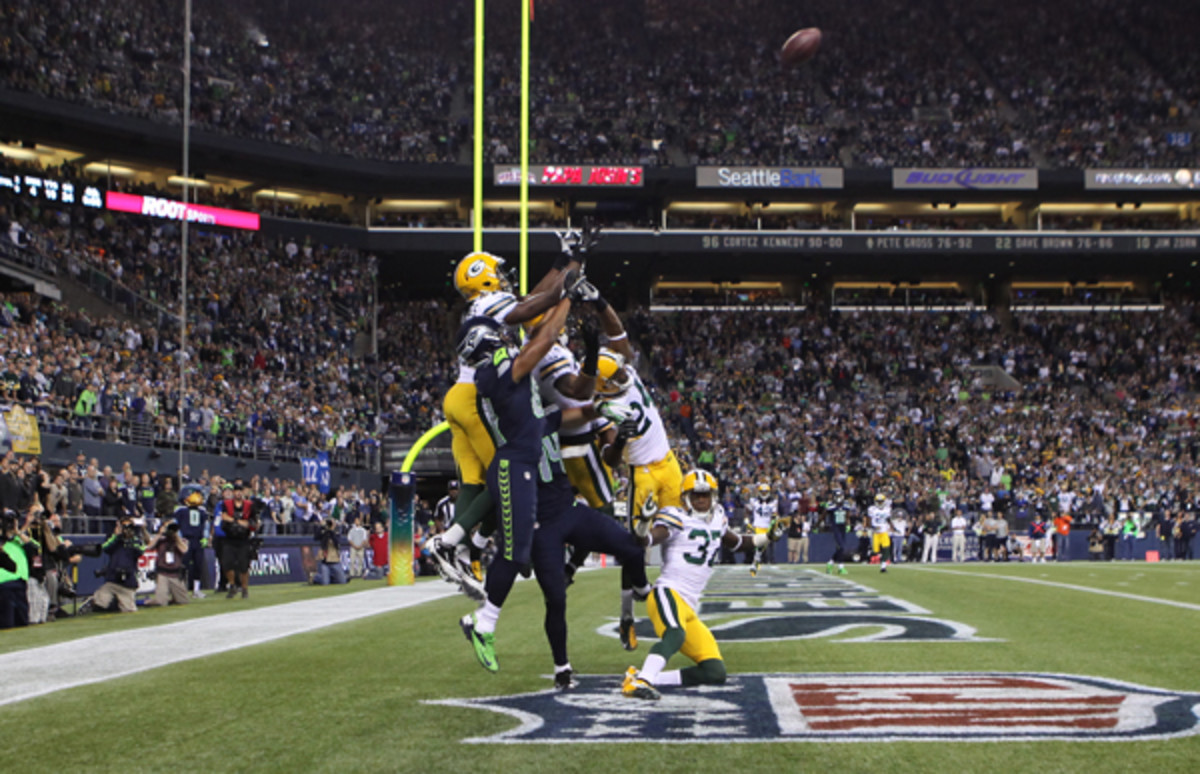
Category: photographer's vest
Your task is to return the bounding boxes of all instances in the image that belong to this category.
[0,537,30,583]
[155,541,184,574]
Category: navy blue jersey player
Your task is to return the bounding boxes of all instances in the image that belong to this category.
[456,294,651,685]
[456,298,574,673]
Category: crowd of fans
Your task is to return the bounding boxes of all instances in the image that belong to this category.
[3,0,1198,168]
[1,187,385,465]
[623,303,1200,538]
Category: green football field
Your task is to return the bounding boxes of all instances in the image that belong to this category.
[1,561,1198,773]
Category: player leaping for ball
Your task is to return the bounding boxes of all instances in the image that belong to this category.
[429,227,598,599]
[621,469,782,700]
[589,294,685,652]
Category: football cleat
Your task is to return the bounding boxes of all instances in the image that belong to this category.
[428,535,464,585]
[459,569,486,603]
[838,566,848,575]
[460,613,498,673]
[563,562,577,588]
[554,669,578,691]
[619,615,638,651]
[881,561,889,573]
[750,562,759,578]
[622,667,661,700]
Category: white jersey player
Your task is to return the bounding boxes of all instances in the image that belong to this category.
[867,493,895,572]
[747,482,780,576]
[533,339,617,510]
[621,469,777,701]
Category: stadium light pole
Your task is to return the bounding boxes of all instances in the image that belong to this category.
[178,0,192,475]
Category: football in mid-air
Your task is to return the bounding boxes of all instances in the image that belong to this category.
[780,27,822,66]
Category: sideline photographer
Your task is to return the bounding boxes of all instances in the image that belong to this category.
[144,520,190,607]
[29,507,99,620]
[314,518,346,585]
[92,515,146,613]
[1,508,39,628]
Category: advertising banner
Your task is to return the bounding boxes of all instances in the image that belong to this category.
[105,191,261,230]
[1084,168,1200,190]
[893,168,1038,190]
[6,405,41,455]
[696,166,844,189]
[493,165,643,187]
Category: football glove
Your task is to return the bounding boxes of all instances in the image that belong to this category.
[561,268,588,300]
[555,228,582,255]
[597,399,636,424]
[632,513,653,539]
[641,492,659,519]
[616,418,640,442]
[768,517,789,543]
[569,278,601,304]
[577,219,603,253]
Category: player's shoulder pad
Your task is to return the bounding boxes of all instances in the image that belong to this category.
[472,292,518,320]
[654,505,686,530]
[538,349,575,381]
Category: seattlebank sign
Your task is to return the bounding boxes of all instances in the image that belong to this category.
[696,166,844,189]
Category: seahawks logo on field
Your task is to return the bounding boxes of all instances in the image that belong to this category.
[427,673,1200,744]
[597,567,996,644]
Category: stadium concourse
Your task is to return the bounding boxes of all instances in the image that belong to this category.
[2,0,1199,168]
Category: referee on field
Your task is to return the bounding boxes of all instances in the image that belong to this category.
[435,481,459,533]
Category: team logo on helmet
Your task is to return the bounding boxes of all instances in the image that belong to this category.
[456,316,506,368]
[454,252,509,300]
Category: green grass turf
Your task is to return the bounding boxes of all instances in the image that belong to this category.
[0,562,1197,773]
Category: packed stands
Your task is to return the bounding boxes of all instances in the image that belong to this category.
[3,0,1198,167]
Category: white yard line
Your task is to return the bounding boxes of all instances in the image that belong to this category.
[904,566,1200,612]
[0,584,458,707]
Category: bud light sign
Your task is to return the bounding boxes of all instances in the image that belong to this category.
[894,168,1038,190]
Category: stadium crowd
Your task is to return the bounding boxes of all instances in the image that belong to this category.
[1,189,385,464]
[621,304,1200,545]
[2,0,1198,168]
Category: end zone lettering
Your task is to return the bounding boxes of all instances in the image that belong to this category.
[430,673,1200,744]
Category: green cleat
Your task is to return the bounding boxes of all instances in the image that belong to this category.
[460,613,498,673]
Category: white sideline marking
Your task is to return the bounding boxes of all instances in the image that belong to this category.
[0,584,458,707]
[905,567,1200,612]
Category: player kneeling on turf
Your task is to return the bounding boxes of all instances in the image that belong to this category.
[621,469,781,700]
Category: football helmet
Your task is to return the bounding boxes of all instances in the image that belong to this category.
[681,469,719,521]
[874,493,887,505]
[595,347,632,396]
[453,252,511,300]
[455,316,507,368]
[757,482,771,497]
